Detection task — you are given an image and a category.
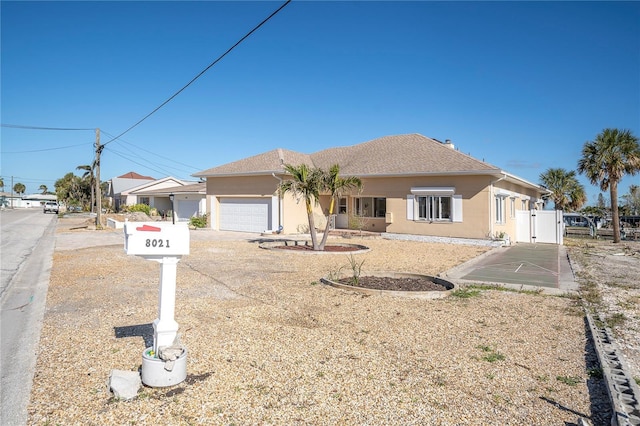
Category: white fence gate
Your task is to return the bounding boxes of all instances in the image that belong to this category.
[516,210,564,244]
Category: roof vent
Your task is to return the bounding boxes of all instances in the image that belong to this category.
[444,139,455,150]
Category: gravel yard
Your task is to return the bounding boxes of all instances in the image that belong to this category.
[26,218,617,425]
[565,238,640,380]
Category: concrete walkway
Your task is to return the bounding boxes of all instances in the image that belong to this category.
[444,243,578,295]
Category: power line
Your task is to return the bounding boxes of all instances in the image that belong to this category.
[111,142,199,175]
[1,124,94,131]
[2,142,92,154]
[104,146,184,179]
[102,0,292,147]
[101,130,202,171]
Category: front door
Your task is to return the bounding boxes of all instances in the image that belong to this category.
[336,197,348,229]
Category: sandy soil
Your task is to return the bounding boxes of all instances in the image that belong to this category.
[25,216,634,425]
[565,237,640,379]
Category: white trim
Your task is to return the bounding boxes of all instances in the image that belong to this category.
[411,187,455,196]
[452,195,463,222]
[406,195,414,220]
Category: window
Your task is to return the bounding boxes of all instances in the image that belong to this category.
[407,188,462,222]
[140,197,150,206]
[338,197,347,214]
[354,197,386,218]
[521,200,528,211]
[495,195,506,224]
[417,195,451,221]
[510,197,516,218]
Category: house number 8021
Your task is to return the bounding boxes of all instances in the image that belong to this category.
[145,239,170,248]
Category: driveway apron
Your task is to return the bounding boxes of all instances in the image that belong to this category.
[448,243,576,293]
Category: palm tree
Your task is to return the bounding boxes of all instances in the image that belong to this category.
[39,184,48,194]
[278,163,325,250]
[318,164,362,250]
[538,168,586,211]
[13,182,26,195]
[577,128,640,243]
[0,177,4,192]
[76,164,95,212]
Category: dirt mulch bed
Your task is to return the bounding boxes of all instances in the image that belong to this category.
[337,276,449,291]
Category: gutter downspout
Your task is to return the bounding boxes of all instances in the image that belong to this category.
[489,173,507,239]
[272,173,283,233]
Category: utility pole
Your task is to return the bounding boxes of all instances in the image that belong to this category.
[10,176,14,209]
[95,128,103,229]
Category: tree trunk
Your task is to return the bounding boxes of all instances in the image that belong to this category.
[306,201,320,250]
[318,197,336,250]
[611,181,620,243]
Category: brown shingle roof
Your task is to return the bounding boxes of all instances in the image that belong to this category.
[194,134,500,177]
[194,149,314,177]
[312,134,499,176]
[118,171,156,180]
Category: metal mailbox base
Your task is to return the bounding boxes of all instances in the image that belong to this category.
[141,347,187,387]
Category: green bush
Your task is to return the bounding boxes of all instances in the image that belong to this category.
[127,203,151,215]
[190,213,208,228]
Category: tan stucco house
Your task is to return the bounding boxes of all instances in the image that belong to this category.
[194,134,548,241]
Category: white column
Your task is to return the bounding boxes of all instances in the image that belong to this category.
[152,256,181,352]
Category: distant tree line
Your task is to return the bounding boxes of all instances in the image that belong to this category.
[539,128,640,243]
[54,164,107,212]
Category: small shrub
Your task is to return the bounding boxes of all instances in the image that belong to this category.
[346,254,365,286]
[348,213,370,236]
[127,203,151,216]
[189,213,208,228]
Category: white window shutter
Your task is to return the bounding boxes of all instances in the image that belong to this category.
[406,195,414,220]
[452,195,463,222]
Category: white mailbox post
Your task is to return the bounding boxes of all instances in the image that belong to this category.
[124,221,190,387]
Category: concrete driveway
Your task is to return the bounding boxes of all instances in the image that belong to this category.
[444,243,578,294]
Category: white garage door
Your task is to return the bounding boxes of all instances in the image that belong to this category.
[219,198,270,233]
[176,200,200,222]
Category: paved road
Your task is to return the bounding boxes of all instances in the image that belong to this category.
[1,208,57,426]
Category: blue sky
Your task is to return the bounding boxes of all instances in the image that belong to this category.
[2,1,639,205]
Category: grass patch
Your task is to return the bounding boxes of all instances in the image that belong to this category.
[556,375,581,386]
[465,283,544,296]
[605,312,627,329]
[587,367,603,379]
[451,288,481,299]
[477,345,506,362]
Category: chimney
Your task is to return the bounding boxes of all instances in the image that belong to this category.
[444,139,455,150]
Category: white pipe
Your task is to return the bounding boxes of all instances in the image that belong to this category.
[272,173,284,233]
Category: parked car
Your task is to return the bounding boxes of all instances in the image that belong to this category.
[43,201,59,214]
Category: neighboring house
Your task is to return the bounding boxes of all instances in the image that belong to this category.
[129,178,206,222]
[106,171,155,211]
[22,194,58,209]
[193,134,549,241]
[0,192,57,208]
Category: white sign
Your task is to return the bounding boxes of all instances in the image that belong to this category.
[124,222,190,256]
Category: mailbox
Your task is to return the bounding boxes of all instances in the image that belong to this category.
[124,222,190,256]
